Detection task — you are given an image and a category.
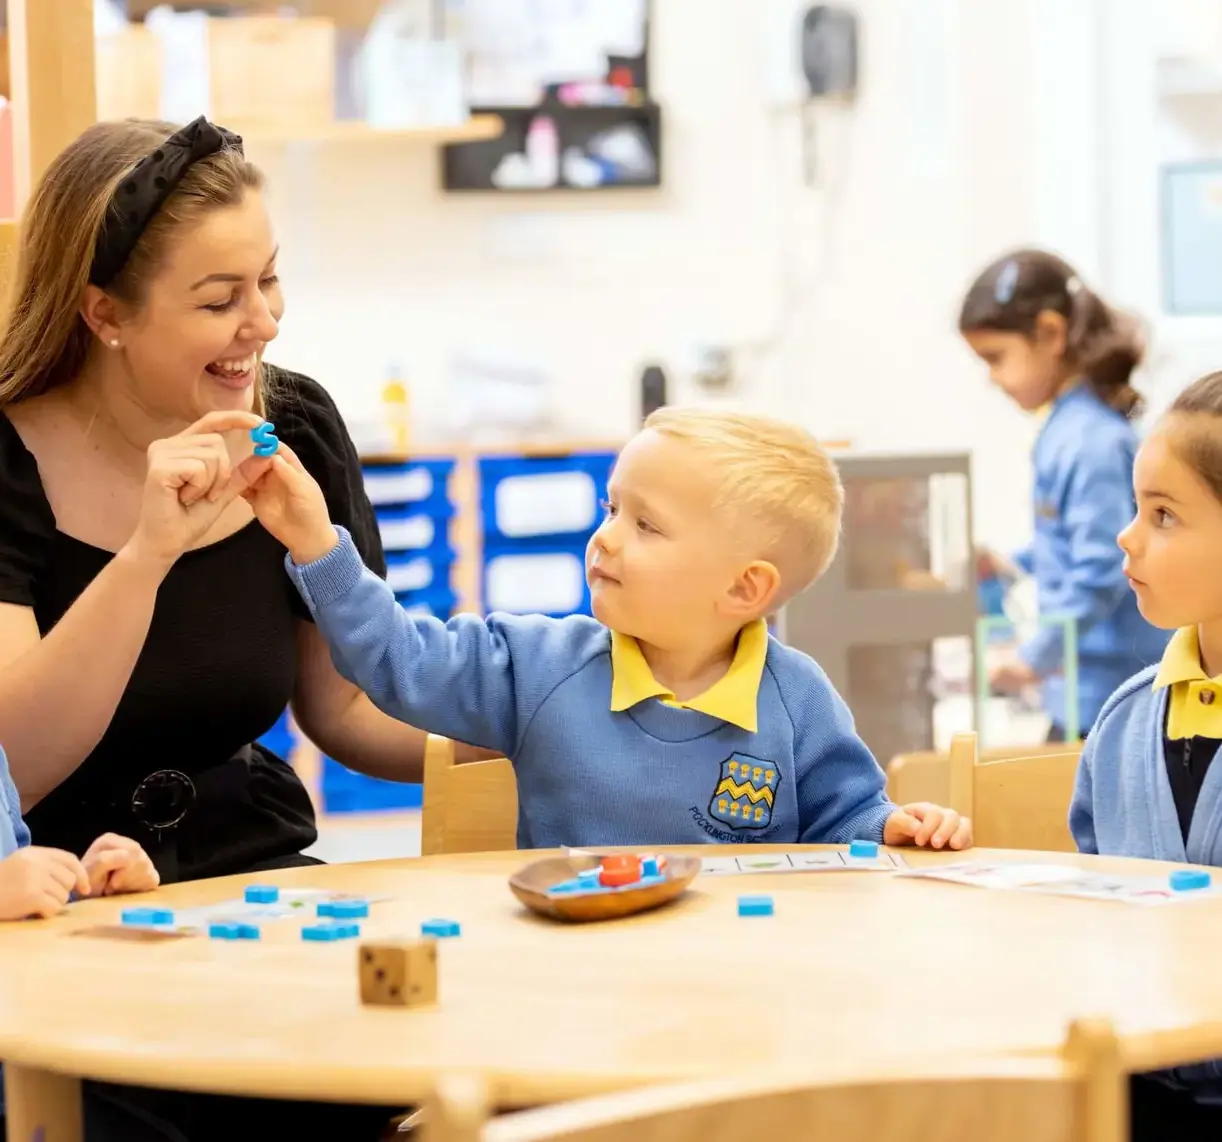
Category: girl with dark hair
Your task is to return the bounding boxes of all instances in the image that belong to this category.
[961,248,1168,741]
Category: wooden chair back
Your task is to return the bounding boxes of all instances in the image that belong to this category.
[422,1019,1125,1142]
[947,731,1081,852]
[420,734,518,856]
[888,740,1084,807]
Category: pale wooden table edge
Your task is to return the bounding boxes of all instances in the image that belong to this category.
[0,845,1215,1113]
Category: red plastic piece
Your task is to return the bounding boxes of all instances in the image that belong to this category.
[598,854,642,887]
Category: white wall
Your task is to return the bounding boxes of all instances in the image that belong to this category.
[253,0,1127,555]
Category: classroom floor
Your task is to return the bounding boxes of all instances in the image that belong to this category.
[305,810,423,864]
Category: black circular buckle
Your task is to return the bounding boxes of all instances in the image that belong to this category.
[131,769,196,830]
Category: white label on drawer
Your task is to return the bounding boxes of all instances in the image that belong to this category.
[379,516,437,550]
[364,469,435,505]
[386,559,436,592]
[494,472,598,537]
[486,552,585,614]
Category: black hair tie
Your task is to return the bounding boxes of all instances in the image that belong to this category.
[89,115,245,289]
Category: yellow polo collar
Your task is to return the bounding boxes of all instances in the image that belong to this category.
[1153,627,1222,740]
[608,619,768,732]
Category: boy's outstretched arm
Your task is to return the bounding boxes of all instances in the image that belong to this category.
[245,442,562,757]
[288,526,549,757]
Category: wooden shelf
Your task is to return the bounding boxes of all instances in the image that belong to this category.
[232,115,504,146]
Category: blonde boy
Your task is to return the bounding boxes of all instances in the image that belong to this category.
[246,407,971,851]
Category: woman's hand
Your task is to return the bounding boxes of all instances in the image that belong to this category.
[123,411,274,570]
[242,441,339,565]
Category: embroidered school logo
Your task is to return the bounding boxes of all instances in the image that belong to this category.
[708,755,779,831]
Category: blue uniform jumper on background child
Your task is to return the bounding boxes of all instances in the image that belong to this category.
[1069,371,1222,1140]
[251,407,972,855]
[1014,383,1169,735]
[960,248,1168,739]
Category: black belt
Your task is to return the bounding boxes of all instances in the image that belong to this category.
[127,750,256,882]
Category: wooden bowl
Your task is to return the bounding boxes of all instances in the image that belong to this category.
[509,853,702,923]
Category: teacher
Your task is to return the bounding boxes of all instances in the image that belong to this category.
[0,115,432,884]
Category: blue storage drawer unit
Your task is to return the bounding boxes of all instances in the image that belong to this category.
[362,457,455,509]
[385,547,455,594]
[478,452,616,545]
[375,501,454,554]
[482,541,592,619]
[321,757,422,813]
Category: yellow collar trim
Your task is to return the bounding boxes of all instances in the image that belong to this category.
[608,620,768,732]
[1153,627,1209,690]
[1154,627,1222,741]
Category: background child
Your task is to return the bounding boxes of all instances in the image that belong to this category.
[246,407,971,853]
[961,248,1169,741]
[1069,370,1222,1138]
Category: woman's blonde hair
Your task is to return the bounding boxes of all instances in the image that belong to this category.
[0,118,267,411]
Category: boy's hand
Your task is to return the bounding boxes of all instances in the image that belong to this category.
[240,441,339,565]
[82,834,160,896]
[883,803,973,850]
[0,847,91,920]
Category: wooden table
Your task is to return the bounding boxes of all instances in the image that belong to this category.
[4,845,1222,1140]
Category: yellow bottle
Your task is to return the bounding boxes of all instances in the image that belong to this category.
[381,363,411,455]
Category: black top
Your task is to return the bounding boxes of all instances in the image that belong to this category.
[1163,710,1220,844]
[0,367,386,881]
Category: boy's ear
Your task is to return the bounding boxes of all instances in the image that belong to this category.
[725,560,782,618]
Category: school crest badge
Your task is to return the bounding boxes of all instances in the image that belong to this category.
[708,755,779,831]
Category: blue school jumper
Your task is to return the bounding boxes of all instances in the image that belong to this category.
[0,746,31,1116]
[287,528,900,849]
[1013,385,1168,733]
[1071,665,1222,1099]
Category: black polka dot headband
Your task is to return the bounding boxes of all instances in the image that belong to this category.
[89,115,245,289]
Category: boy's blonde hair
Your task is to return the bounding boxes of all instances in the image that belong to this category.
[643,406,843,598]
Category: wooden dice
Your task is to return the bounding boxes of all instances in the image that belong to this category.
[358,939,437,1007]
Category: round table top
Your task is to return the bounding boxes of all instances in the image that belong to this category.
[0,845,1219,1107]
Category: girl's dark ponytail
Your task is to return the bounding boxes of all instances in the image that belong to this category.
[1063,279,1145,418]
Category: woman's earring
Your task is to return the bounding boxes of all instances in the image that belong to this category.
[109,339,120,349]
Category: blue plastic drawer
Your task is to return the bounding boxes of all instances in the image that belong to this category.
[482,543,591,618]
[321,757,422,813]
[478,452,616,544]
[376,502,454,553]
[385,548,455,594]
[256,709,297,761]
[362,458,455,508]
[394,585,458,619]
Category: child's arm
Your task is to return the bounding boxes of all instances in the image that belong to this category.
[1018,440,1134,677]
[287,527,559,754]
[782,655,971,848]
[1068,738,1098,854]
[244,441,569,755]
[790,680,895,845]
